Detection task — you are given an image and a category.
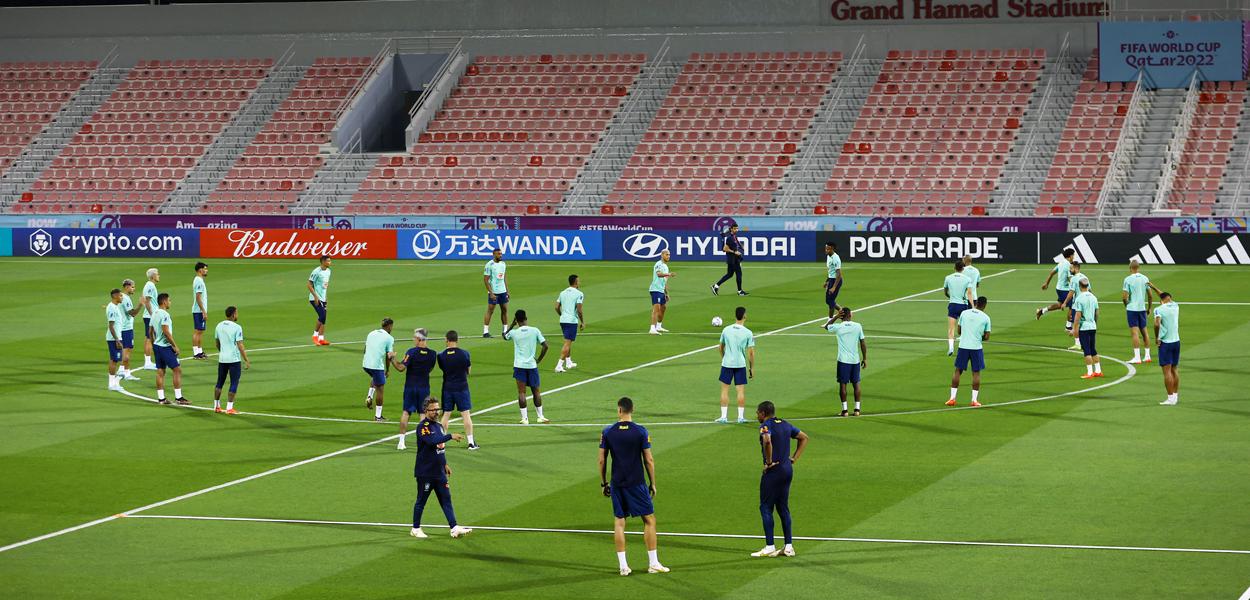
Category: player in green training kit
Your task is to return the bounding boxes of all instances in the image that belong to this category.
[1070,277,1102,379]
[105,288,126,392]
[1037,248,1076,344]
[1122,259,1162,364]
[1066,262,1091,350]
[554,274,585,373]
[948,296,990,407]
[962,255,981,298]
[307,255,332,346]
[824,307,866,416]
[117,278,143,382]
[504,310,550,424]
[649,250,673,335]
[362,318,397,422]
[190,262,209,360]
[213,306,250,414]
[943,260,975,356]
[150,293,188,405]
[716,306,755,424]
[1154,292,1181,405]
[482,248,509,338]
[824,242,843,318]
[140,268,160,370]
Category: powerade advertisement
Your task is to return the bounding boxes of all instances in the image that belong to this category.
[12,228,199,258]
[398,230,602,260]
[603,231,814,262]
[1099,21,1245,87]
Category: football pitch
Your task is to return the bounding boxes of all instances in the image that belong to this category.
[1,257,1248,599]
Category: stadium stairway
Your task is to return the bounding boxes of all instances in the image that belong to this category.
[991,52,1085,217]
[0,67,126,210]
[559,55,683,215]
[292,151,380,214]
[162,64,307,213]
[770,53,877,215]
[1100,87,1184,218]
[1213,87,1250,214]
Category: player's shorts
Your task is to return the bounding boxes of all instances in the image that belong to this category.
[1159,341,1180,366]
[489,292,509,306]
[955,348,985,372]
[1126,310,1148,329]
[825,278,841,307]
[513,367,540,389]
[759,467,793,506]
[143,317,153,340]
[649,291,667,305]
[193,312,207,331]
[947,302,970,319]
[836,361,861,384]
[560,322,579,341]
[309,300,327,324]
[442,389,471,412]
[610,483,654,518]
[121,329,135,350]
[215,361,242,393]
[363,367,386,387]
[719,366,748,385]
[1078,330,1098,356]
[1057,289,1073,306]
[107,341,123,363]
[403,386,430,415]
[153,344,179,370]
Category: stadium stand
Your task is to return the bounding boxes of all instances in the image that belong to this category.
[606,51,841,216]
[1165,81,1246,215]
[0,61,96,178]
[350,53,645,215]
[201,57,374,213]
[20,58,271,213]
[817,48,1043,216]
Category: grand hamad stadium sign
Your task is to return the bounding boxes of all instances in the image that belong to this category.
[831,0,1108,21]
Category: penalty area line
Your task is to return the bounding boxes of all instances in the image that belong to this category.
[122,514,1250,556]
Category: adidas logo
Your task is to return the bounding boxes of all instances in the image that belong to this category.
[1054,234,1099,264]
[1130,235,1175,265]
[1205,235,1250,265]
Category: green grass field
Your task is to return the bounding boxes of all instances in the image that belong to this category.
[1,257,1248,599]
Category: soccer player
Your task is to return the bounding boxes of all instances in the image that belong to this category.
[943,260,975,356]
[1070,278,1102,379]
[752,401,808,558]
[824,241,843,317]
[190,262,209,360]
[213,306,250,415]
[362,318,396,422]
[117,278,143,382]
[1122,259,1161,364]
[716,306,755,424]
[482,248,509,338]
[948,296,991,407]
[504,310,549,424]
[824,307,866,416]
[105,288,126,392]
[150,293,187,405]
[710,223,748,296]
[649,249,673,335]
[140,268,160,370]
[1037,248,1075,321]
[394,328,437,450]
[409,398,472,540]
[962,255,981,298]
[437,330,477,450]
[598,396,668,576]
[554,274,585,373]
[1066,261,1092,351]
[307,255,332,346]
[1154,292,1181,405]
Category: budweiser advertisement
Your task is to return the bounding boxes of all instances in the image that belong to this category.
[200,229,397,259]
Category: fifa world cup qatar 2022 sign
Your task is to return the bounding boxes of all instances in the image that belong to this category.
[1099,21,1247,88]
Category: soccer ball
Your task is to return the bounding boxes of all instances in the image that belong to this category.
[711,316,723,327]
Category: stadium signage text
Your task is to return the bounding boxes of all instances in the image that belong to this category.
[13,228,198,258]
[605,231,812,262]
[830,0,1107,21]
[199,229,397,259]
[1098,21,1245,88]
[850,235,1000,259]
[397,230,602,260]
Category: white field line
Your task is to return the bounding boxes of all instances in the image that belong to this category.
[1238,583,1250,600]
[2,273,1016,555]
[900,299,1250,306]
[0,258,1032,271]
[122,514,1250,556]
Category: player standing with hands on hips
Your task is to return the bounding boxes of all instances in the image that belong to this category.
[711,224,748,296]
[599,396,668,576]
[649,250,673,335]
[752,401,809,558]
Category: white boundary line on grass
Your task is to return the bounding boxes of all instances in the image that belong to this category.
[1238,583,1250,600]
[0,272,1014,555]
[120,514,1250,556]
[900,299,1250,306]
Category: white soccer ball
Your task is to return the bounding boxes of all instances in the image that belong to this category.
[711,316,723,327]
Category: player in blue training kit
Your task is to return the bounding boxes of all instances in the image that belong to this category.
[752,401,809,558]
[598,396,668,576]
[393,328,437,450]
[437,330,477,450]
[409,398,472,540]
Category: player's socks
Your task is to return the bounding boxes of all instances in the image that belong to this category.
[1094,363,1102,375]
[214,399,221,409]
[520,407,529,421]
[1144,350,1151,361]
[736,406,745,421]
[854,401,861,411]
[647,549,659,565]
[535,406,546,420]
[719,406,728,420]
[1133,348,1142,361]
[947,338,954,354]
[950,387,958,401]
[226,401,234,411]
[841,401,848,412]
[192,346,201,356]
[367,387,376,400]
[617,551,629,570]
[483,325,490,335]
[157,389,166,401]
[971,390,979,403]
[174,388,182,398]
[374,405,383,419]
[466,434,475,446]
[1086,365,1094,376]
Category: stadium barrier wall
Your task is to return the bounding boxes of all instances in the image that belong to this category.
[0,228,11,257]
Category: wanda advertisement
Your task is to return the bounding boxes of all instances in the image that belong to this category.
[200,229,397,259]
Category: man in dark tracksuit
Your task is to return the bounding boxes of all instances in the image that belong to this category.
[711,224,749,296]
[409,397,473,540]
[751,401,809,558]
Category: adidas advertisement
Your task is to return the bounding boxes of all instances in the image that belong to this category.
[815,232,1036,262]
[1039,234,1250,266]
